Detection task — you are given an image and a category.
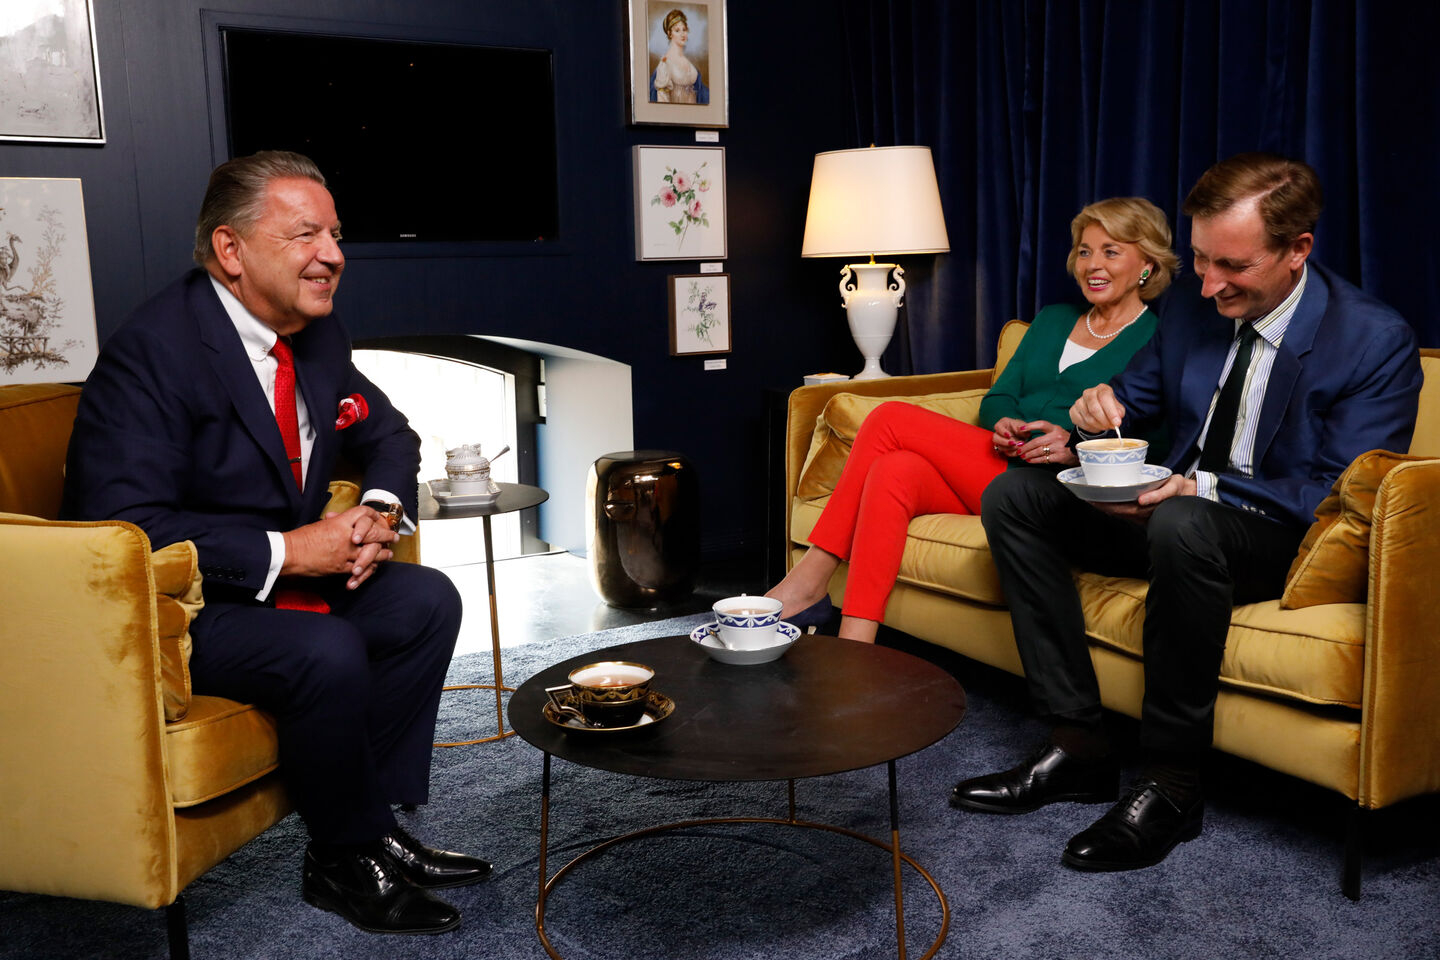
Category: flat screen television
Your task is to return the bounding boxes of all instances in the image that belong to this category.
[222,28,559,244]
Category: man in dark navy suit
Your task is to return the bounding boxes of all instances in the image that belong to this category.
[63,152,487,934]
[952,154,1423,872]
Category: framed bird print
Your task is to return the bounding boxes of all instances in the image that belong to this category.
[0,178,99,384]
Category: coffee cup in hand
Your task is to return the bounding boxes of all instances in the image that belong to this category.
[1076,437,1149,486]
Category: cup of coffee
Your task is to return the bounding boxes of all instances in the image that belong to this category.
[712,595,784,650]
[1076,437,1150,486]
[545,660,654,728]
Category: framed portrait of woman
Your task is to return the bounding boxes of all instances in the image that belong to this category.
[625,0,728,128]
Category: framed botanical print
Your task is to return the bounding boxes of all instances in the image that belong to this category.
[626,0,728,128]
[668,273,730,356]
[0,0,106,143]
[0,178,99,384]
[634,145,727,261]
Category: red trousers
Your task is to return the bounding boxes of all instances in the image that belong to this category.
[807,401,1006,621]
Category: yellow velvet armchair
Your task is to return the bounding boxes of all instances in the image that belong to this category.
[0,382,418,958]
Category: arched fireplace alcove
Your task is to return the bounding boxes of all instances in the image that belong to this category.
[353,334,632,566]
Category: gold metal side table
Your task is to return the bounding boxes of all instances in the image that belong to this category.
[419,481,548,745]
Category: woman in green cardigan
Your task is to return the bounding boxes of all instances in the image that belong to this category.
[770,197,1179,643]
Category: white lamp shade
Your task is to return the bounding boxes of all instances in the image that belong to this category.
[800,145,950,259]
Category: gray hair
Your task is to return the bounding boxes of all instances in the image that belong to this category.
[193,150,326,265]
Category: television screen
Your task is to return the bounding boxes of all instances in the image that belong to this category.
[222,28,560,244]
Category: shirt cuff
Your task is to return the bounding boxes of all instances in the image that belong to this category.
[361,487,416,535]
[259,530,285,601]
[1193,470,1221,502]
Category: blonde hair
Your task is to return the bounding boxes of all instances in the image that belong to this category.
[1065,196,1180,301]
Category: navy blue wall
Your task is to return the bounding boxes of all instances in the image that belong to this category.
[0,1,860,559]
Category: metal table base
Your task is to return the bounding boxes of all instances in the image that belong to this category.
[533,754,949,960]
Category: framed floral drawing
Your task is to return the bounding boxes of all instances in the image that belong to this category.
[634,145,727,261]
[668,273,730,356]
[626,0,728,128]
[0,178,99,384]
[0,0,106,143]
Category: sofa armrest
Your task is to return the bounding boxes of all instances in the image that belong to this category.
[782,370,994,559]
[1359,459,1440,808]
[0,515,178,903]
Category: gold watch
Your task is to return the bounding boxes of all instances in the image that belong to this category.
[363,499,404,531]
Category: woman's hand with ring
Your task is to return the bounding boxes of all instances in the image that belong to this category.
[991,417,1030,457]
[1016,419,1078,466]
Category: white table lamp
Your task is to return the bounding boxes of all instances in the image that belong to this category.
[800,145,950,379]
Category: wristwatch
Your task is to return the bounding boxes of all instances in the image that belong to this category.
[362,499,404,531]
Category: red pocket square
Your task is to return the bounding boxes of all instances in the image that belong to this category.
[335,394,369,430]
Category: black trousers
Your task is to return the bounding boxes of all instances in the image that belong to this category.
[189,561,462,845]
[980,466,1304,756]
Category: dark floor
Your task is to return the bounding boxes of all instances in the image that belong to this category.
[442,550,763,655]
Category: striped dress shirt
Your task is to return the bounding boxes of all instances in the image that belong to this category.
[1190,265,1309,506]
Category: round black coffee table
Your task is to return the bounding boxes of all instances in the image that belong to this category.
[509,633,966,959]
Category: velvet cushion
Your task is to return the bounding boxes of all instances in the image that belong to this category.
[795,389,988,500]
[152,540,204,721]
[1281,450,1435,609]
[1409,354,1440,456]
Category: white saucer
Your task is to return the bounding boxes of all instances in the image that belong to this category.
[1057,464,1173,503]
[689,621,800,665]
[427,478,499,506]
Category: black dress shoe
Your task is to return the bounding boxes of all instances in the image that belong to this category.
[302,846,461,935]
[950,744,1119,813]
[1062,780,1203,871]
[380,826,493,889]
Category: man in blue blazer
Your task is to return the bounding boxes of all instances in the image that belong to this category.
[62,152,488,934]
[953,154,1423,872]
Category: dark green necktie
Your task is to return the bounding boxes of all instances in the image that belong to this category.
[1199,323,1260,474]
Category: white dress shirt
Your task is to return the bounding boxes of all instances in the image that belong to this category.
[1189,264,1308,506]
[209,277,407,600]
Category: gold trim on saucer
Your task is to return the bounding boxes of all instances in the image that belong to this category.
[541,690,675,733]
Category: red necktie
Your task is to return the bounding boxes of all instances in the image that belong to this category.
[269,338,329,613]
[271,337,304,491]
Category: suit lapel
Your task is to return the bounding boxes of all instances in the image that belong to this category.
[190,275,303,512]
[1251,271,1327,460]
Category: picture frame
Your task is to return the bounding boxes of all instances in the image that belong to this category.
[625,0,728,128]
[0,178,100,384]
[668,273,731,356]
[0,0,106,144]
[634,145,727,261]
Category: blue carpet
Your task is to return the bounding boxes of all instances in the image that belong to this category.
[4,613,1437,959]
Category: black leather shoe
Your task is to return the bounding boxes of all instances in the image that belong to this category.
[1062,780,1203,871]
[380,827,493,889]
[950,744,1119,813]
[302,846,461,935]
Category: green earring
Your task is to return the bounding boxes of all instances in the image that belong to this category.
[1139,268,1151,286]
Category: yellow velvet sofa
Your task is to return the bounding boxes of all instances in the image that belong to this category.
[782,322,1440,898]
[0,381,417,957]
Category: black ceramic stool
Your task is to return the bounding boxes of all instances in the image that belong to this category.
[586,450,699,607]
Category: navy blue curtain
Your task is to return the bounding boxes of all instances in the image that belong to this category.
[839,0,1440,373]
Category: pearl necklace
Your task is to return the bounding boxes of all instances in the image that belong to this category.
[1085,305,1147,340]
